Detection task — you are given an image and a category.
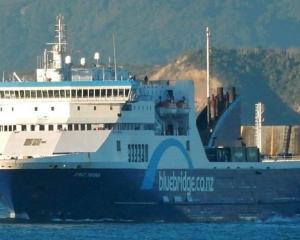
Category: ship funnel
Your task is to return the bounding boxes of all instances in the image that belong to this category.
[80,57,86,67]
[65,55,71,64]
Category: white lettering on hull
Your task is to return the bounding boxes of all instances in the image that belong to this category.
[74,172,101,178]
[158,171,214,193]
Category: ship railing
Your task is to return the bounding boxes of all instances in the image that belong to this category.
[262,154,300,161]
[0,96,130,104]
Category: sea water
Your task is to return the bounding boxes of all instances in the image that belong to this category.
[0,205,299,240]
[0,220,299,240]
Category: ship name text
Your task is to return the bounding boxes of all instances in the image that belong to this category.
[158,171,214,193]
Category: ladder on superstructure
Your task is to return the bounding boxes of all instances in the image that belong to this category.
[282,125,292,154]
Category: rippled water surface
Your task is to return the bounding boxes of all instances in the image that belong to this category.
[0,205,299,240]
[0,218,299,240]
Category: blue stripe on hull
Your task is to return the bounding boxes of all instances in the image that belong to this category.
[0,168,299,221]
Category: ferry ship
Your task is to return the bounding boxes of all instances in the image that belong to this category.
[0,15,299,222]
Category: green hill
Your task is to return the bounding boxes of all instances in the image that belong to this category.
[147,48,300,124]
[0,1,299,124]
[1,0,300,73]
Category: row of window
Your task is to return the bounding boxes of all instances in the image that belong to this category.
[0,88,131,99]
[0,123,155,132]
[128,144,149,162]
[0,105,152,113]
[122,104,152,111]
[0,105,112,112]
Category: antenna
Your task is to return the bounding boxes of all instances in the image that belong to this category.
[43,49,48,80]
[55,14,66,53]
[206,27,211,128]
[102,65,105,80]
[46,14,67,71]
[206,27,210,98]
[113,33,117,81]
[43,49,47,68]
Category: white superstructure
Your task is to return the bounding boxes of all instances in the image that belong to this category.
[0,14,202,169]
[0,15,298,173]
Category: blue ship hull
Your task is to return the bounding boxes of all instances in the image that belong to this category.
[0,168,300,221]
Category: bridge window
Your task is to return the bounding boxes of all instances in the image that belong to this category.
[101,89,106,97]
[125,89,129,97]
[89,89,94,97]
[48,90,53,98]
[54,90,59,98]
[60,90,65,98]
[77,89,82,98]
[48,125,54,131]
[107,89,112,97]
[83,89,88,98]
[10,91,15,98]
[71,90,76,98]
[4,91,8,98]
[66,90,70,98]
[113,89,118,97]
[30,90,36,98]
[42,90,48,98]
[95,89,100,97]
[25,90,30,98]
[68,124,72,131]
[37,90,42,98]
